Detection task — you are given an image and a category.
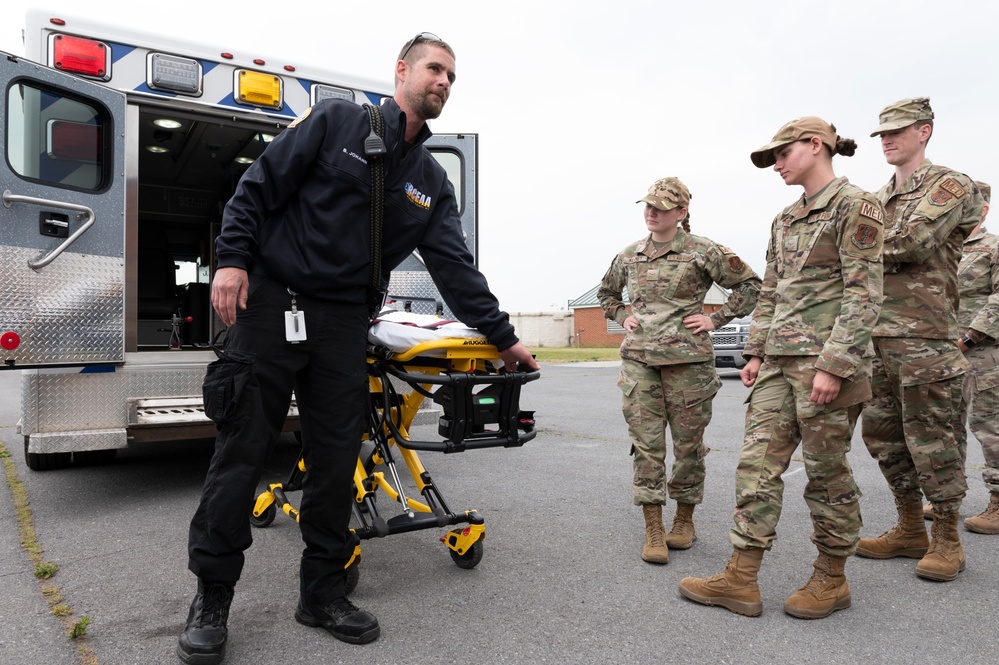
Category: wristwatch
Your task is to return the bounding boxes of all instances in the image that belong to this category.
[961,336,976,348]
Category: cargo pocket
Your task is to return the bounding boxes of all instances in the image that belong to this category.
[202,348,256,427]
[976,365,999,392]
[928,445,963,486]
[683,373,722,408]
[617,371,639,397]
[824,480,861,506]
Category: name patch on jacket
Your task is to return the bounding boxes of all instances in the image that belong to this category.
[406,182,431,209]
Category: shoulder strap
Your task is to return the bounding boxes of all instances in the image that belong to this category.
[363,104,387,316]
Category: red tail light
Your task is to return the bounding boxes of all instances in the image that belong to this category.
[52,34,110,80]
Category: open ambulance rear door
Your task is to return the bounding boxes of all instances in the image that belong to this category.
[1,51,127,369]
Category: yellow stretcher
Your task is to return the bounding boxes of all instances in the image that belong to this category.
[248,334,539,592]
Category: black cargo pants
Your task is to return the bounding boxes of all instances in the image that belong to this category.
[188,271,369,606]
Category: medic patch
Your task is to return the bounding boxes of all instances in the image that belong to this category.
[729,256,745,272]
[288,105,313,128]
[859,202,883,223]
[939,178,967,198]
[851,224,879,250]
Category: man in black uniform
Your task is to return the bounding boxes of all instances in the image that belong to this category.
[178,33,538,664]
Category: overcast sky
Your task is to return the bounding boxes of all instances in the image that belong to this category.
[3,1,997,312]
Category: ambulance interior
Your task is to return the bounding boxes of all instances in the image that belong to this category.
[135,107,280,350]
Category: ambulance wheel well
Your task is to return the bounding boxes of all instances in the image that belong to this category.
[23,438,72,471]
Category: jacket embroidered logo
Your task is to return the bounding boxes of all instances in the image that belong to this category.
[405,182,431,209]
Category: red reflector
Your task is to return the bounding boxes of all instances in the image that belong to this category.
[253,58,265,65]
[221,52,234,60]
[50,18,67,26]
[1,332,20,351]
[53,34,108,78]
[284,65,296,72]
[462,527,471,536]
[50,120,102,162]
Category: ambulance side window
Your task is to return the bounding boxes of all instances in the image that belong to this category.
[430,148,462,213]
[6,80,110,192]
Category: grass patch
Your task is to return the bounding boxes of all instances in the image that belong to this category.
[533,347,620,363]
[1,441,98,663]
[69,616,91,639]
[35,561,59,579]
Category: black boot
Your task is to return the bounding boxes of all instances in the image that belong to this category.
[295,597,380,644]
[177,580,235,664]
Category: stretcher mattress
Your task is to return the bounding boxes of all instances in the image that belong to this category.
[367,310,486,354]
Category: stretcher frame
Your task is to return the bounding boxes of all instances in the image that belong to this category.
[249,336,538,590]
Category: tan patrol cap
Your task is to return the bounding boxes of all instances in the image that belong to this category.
[976,181,991,204]
[750,117,837,169]
[870,97,934,137]
[637,177,691,211]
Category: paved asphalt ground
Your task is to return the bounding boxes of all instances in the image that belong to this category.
[1,363,996,664]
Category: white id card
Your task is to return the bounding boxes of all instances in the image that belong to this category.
[284,310,307,343]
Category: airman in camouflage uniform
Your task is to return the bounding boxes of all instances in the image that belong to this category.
[599,177,760,565]
[858,97,985,582]
[679,117,883,620]
[952,182,999,533]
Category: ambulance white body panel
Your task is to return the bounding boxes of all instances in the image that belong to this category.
[1,10,477,469]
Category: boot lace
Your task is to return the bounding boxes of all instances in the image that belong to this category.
[196,584,234,627]
[800,566,831,594]
[668,514,692,537]
[647,523,668,549]
[981,499,999,518]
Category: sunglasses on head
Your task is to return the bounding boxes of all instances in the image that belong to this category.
[400,32,442,61]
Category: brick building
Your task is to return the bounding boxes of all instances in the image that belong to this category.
[567,283,730,348]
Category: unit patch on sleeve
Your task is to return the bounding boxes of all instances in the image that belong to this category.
[729,256,745,272]
[851,224,880,250]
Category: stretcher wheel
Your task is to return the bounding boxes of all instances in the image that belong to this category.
[249,501,277,528]
[449,541,483,569]
[345,564,360,594]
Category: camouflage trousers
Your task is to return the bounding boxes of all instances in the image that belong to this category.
[618,359,721,506]
[730,356,867,558]
[861,337,969,515]
[960,343,999,493]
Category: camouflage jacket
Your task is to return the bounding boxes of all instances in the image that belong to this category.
[959,228,999,344]
[874,160,985,339]
[745,177,884,379]
[598,229,760,366]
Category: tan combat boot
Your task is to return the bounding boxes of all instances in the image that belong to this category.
[664,503,697,550]
[783,553,851,619]
[677,547,764,616]
[856,498,929,559]
[641,504,669,564]
[963,492,999,534]
[916,512,966,581]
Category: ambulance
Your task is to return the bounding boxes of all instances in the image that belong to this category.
[1,10,478,469]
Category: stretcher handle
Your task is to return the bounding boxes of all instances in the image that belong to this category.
[394,427,537,454]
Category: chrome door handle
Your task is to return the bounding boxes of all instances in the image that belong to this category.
[3,189,97,270]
